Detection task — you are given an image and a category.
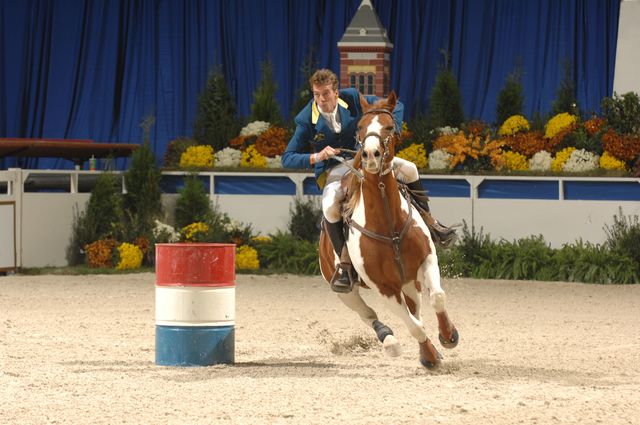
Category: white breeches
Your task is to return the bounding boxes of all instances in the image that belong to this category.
[322,157,419,223]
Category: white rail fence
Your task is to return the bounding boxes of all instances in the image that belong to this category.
[1,168,639,268]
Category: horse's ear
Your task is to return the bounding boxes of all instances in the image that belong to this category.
[386,90,397,112]
[359,93,370,112]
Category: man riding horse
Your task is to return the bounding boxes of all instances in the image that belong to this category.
[281,69,456,293]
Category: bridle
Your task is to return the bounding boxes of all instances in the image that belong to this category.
[346,107,413,282]
[355,108,398,177]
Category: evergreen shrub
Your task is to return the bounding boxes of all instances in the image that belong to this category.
[496,70,524,127]
[428,68,464,129]
[288,197,322,242]
[193,67,241,151]
[250,59,283,126]
[174,174,213,229]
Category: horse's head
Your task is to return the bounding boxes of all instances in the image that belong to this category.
[356,91,399,175]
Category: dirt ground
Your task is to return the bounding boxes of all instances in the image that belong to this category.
[1,273,639,425]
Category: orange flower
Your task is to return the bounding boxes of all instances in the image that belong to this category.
[602,129,640,161]
[255,126,288,157]
[85,239,117,268]
[502,131,547,158]
[583,117,605,136]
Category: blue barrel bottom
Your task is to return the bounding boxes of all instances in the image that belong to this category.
[155,325,235,366]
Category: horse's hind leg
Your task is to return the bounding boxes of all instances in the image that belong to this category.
[420,254,459,349]
[337,288,401,357]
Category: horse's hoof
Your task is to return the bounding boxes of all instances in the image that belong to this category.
[439,327,459,349]
[382,335,402,357]
[419,339,442,370]
[420,357,441,370]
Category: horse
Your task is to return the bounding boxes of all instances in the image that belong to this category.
[318,91,459,369]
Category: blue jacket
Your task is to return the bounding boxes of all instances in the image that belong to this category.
[281,88,404,181]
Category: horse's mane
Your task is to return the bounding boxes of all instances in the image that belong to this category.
[342,149,363,219]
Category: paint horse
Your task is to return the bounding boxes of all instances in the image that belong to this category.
[319,91,459,369]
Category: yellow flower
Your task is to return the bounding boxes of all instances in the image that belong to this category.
[116,242,143,270]
[501,151,529,171]
[545,113,577,139]
[181,222,209,242]
[551,147,576,171]
[236,245,260,270]
[179,145,214,168]
[251,235,272,243]
[498,115,530,137]
[240,145,267,168]
[599,151,627,171]
[396,143,428,169]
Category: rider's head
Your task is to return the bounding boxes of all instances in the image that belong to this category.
[310,69,339,114]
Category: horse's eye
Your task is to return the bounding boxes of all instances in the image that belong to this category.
[385,126,394,132]
[374,151,381,158]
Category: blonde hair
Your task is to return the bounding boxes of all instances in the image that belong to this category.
[309,69,339,91]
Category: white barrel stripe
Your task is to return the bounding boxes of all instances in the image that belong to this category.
[155,286,235,327]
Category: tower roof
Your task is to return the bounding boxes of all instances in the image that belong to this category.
[337,0,393,48]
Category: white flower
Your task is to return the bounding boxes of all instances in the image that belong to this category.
[529,151,553,171]
[153,220,180,243]
[563,149,600,172]
[266,155,282,169]
[224,219,242,233]
[240,121,270,137]
[436,126,459,136]
[215,147,242,167]
[428,149,452,170]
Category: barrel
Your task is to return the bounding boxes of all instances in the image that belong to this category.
[155,243,236,366]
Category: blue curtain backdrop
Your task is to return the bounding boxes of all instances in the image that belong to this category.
[0,0,621,169]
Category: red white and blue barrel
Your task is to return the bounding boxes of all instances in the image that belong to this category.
[155,243,235,366]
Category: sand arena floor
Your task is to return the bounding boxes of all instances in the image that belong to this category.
[1,273,639,424]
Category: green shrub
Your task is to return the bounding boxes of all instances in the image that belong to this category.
[250,58,283,126]
[193,67,241,151]
[601,92,640,134]
[428,67,464,129]
[256,231,319,275]
[496,69,524,127]
[288,197,322,242]
[174,174,213,229]
[289,51,316,126]
[604,208,640,267]
[163,137,197,168]
[123,116,163,239]
[551,59,578,116]
[66,173,124,265]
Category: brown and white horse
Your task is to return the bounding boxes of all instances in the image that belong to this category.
[319,91,459,369]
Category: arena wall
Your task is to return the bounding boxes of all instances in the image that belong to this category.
[1,169,638,268]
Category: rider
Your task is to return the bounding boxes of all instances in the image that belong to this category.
[281,69,456,293]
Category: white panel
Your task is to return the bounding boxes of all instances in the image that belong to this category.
[613,1,640,94]
[474,199,640,248]
[155,286,235,326]
[0,203,15,269]
[21,194,90,267]
[213,195,295,235]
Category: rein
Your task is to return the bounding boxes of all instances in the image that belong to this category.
[345,107,412,282]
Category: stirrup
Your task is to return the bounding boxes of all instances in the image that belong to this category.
[330,264,358,293]
[427,221,458,249]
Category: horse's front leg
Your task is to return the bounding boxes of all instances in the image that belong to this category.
[420,253,459,349]
[337,287,401,357]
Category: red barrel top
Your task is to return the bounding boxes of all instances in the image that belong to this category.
[156,243,236,287]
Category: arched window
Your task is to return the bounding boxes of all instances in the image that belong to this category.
[367,74,374,95]
[358,74,365,93]
[350,74,356,89]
